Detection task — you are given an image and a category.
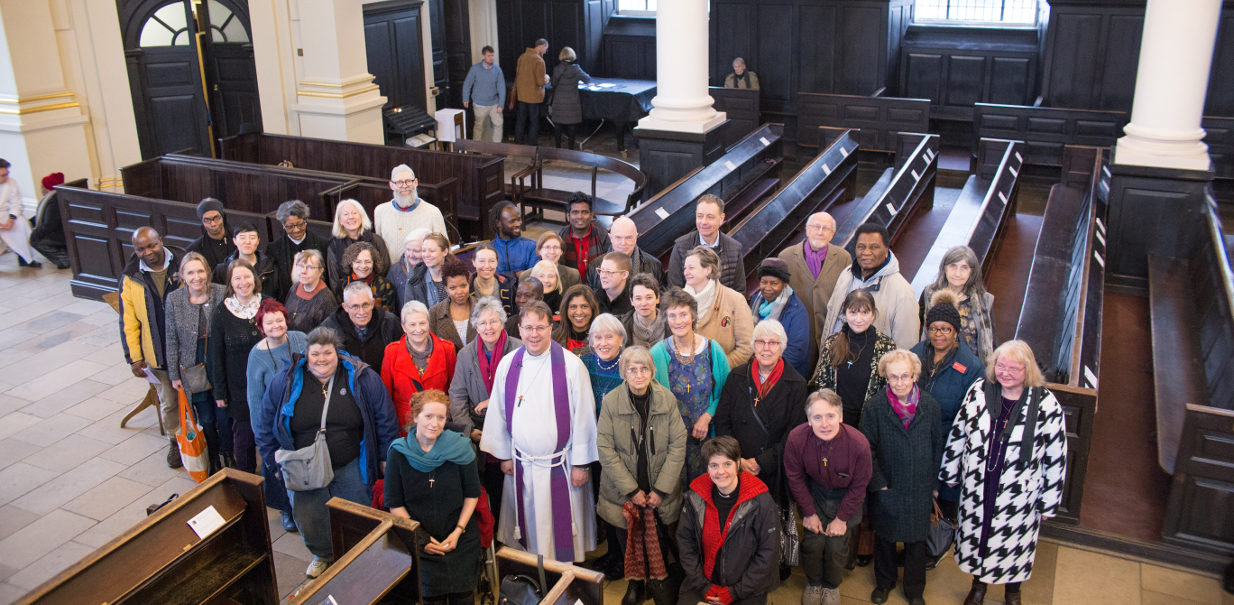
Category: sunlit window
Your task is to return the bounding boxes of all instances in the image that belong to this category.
[138,3,190,47]
[208,0,250,43]
[618,0,656,16]
[914,0,1039,26]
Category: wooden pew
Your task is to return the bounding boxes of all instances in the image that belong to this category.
[495,547,605,605]
[909,138,1025,293]
[288,498,422,604]
[795,91,931,154]
[975,103,1126,169]
[729,128,860,286]
[17,469,276,605]
[628,123,784,259]
[832,132,940,252]
[218,132,504,240]
[1157,194,1234,552]
[710,87,761,148]
[1012,145,1108,522]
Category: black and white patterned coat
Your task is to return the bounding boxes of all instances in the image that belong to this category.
[938,380,1067,584]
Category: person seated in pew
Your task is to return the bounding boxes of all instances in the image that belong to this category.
[341,241,397,312]
[254,326,399,579]
[622,273,668,349]
[557,192,611,278]
[327,199,391,292]
[388,228,429,311]
[749,258,812,378]
[269,200,329,301]
[530,259,564,315]
[506,276,543,336]
[213,222,283,301]
[470,243,517,317]
[489,201,539,274]
[724,57,760,90]
[284,249,338,333]
[585,216,664,289]
[429,257,477,351]
[822,223,920,349]
[187,197,235,273]
[677,436,780,605]
[593,251,633,316]
[667,194,747,293]
[30,172,70,269]
[321,282,402,370]
[917,245,995,364]
[382,301,457,433]
[682,245,755,368]
[778,211,852,367]
[405,233,453,309]
[554,283,600,354]
[519,231,581,290]
[374,164,447,263]
[386,389,481,605]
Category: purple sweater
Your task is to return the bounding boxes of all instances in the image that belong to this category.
[783,423,872,522]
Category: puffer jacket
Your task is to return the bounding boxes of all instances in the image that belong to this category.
[677,471,781,603]
[596,381,688,528]
[118,248,184,369]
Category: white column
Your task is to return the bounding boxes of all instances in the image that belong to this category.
[286,0,386,143]
[636,0,724,133]
[1115,0,1222,171]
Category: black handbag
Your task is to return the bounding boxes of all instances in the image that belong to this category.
[499,554,547,605]
[926,499,958,558]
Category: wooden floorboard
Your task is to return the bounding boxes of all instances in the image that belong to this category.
[985,213,1043,344]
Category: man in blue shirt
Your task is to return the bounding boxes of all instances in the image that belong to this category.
[462,45,506,143]
[490,201,538,274]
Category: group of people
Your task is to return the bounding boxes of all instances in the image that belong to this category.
[116,168,1066,605]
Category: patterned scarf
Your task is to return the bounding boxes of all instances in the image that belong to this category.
[477,331,508,392]
[886,384,920,429]
[622,501,668,581]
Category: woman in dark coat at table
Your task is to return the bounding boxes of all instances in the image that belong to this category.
[386,389,480,605]
[859,349,944,605]
[209,259,266,473]
[549,46,591,150]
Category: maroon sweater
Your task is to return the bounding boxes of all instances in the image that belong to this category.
[783,423,872,522]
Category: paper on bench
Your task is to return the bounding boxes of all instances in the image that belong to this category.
[724,160,736,171]
[822,163,831,175]
[187,505,226,539]
[655,207,670,220]
[759,137,771,147]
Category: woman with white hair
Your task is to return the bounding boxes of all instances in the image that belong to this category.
[939,340,1067,605]
[388,227,430,310]
[529,258,564,313]
[578,313,628,416]
[327,199,390,291]
[714,319,808,513]
[381,299,457,433]
[918,245,995,363]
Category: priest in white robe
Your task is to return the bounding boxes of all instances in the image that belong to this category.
[481,300,599,562]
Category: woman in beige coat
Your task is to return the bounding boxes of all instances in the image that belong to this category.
[596,345,688,605]
[682,245,754,368]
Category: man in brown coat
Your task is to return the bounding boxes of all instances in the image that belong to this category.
[514,38,550,145]
[777,211,850,366]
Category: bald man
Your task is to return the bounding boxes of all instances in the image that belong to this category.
[777,212,851,364]
[584,216,664,288]
[119,227,185,468]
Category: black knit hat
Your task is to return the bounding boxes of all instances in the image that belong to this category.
[926,290,962,332]
[758,258,792,283]
[196,197,224,220]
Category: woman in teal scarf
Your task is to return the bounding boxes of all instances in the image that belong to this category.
[386,389,481,605]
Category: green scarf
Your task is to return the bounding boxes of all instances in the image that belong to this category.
[390,426,476,472]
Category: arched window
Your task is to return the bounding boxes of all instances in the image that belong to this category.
[138,3,190,47]
[207,0,250,43]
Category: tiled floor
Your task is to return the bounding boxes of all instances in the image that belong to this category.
[0,257,1230,605]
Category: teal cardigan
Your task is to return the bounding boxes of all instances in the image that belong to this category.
[649,337,731,417]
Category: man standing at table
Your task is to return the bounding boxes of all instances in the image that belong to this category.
[463,45,506,143]
[514,38,550,146]
[481,301,598,562]
[374,164,447,262]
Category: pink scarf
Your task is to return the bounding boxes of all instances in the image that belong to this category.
[887,385,920,429]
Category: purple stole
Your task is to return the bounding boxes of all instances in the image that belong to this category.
[503,340,575,562]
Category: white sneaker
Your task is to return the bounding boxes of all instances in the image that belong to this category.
[305,556,330,578]
[803,584,825,605]
[821,586,841,605]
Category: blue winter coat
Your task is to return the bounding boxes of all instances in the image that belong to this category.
[750,291,812,379]
[910,339,983,501]
[254,352,399,487]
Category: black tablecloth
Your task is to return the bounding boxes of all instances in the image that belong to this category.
[578,78,657,123]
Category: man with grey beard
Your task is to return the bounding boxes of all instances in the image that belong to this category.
[374,163,447,261]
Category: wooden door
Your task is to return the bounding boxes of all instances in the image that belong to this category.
[363,0,428,111]
[198,0,263,139]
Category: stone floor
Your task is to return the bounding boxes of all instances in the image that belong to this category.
[0,256,1230,605]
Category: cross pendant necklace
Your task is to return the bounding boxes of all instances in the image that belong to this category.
[428,470,437,488]
[823,457,828,467]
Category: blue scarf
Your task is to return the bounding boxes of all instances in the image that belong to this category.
[389,426,476,472]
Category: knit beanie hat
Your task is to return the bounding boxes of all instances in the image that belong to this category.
[41,172,65,190]
[758,257,792,284]
[196,197,224,220]
[926,290,962,332]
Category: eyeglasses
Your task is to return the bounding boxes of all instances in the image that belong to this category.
[345,302,374,311]
[519,324,551,333]
[886,373,915,383]
[598,269,627,276]
[994,363,1025,375]
[753,339,781,349]
[283,220,307,230]
[625,366,651,376]
[391,179,416,187]
[295,262,321,270]
[927,325,955,334]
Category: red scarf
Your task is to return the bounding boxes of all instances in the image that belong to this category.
[751,359,785,404]
[694,471,767,605]
[477,331,508,392]
[351,272,376,286]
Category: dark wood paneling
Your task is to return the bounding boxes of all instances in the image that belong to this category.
[497,0,610,80]
[1041,1,1144,112]
[898,25,1039,122]
[1207,10,1234,116]
[796,92,930,151]
[599,17,655,79]
[974,103,1127,167]
[364,1,427,110]
[441,0,472,108]
[710,87,761,148]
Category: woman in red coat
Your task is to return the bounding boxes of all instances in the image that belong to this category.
[382,299,457,433]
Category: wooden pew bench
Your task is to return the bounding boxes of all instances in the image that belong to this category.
[495,547,605,605]
[796,91,931,156]
[832,132,939,252]
[18,470,276,605]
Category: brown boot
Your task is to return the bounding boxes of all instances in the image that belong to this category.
[963,583,986,605]
[1004,591,1022,605]
[166,437,183,469]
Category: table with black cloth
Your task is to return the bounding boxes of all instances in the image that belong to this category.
[576,78,656,152]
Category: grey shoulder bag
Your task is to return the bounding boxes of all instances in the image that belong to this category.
[275,374,336,491]
[180,304,213,394]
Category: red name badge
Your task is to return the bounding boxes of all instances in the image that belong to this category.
[952,362,967,373]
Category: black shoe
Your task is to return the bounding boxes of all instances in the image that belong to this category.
[281,510,298,533]
[17,257,41,268]
[870,586,892,604]
[166,438,183,469]
[908,598,926,605]
[621,580,645,605]
[646,579,674,605]
[855,554,873,567]
[220,452,235,469]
